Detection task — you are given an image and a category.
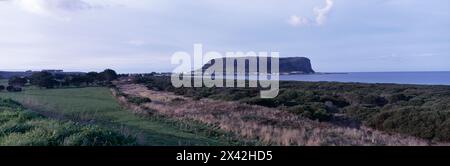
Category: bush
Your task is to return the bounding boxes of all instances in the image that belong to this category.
[0,85,5,91]
[361,95,388,107]
[387,93,411,104]
[127,97,152,105]
[367,107,450,141]
[6,86,22,92]
[319,95,350,108]
[287,103,332,121]
[170,97,186,104]
[244,98,279,108]
[343,105,380,121]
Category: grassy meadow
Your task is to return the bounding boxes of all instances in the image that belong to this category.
[0,86,243,146]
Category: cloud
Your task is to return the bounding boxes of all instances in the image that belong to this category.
[288,15,310,27]
[314,0,334,25]
[12,0,93,16]
[289,0,334,27]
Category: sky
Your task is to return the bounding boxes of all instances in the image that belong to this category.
[0,0,449,73]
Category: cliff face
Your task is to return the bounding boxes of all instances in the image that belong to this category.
[201,57,315,74]
[279,57,315,74]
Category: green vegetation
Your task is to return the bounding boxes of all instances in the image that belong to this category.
[127,96,152,105]
[134,76,450,142]
[2,69,119,90]
[8,77,27,87]
[0,87,245,146]
[0,98,135,146]
[30,71,57,88]
[0,79,8,86]
[0,80,7,92]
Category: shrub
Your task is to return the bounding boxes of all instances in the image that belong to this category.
[244,98,279,108]
[343,105,380,121]
[171,97,185,103]
[361,95,388,107]
[287,103,332,121]
[367,107,450,141]
[319,95,350,108]
[6,86,22,92]
[127,97,152,105]
[387,93,411,104]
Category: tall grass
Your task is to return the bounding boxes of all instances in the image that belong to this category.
[0,98,136,146]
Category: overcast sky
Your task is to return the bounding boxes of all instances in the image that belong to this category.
[0,0,449,73]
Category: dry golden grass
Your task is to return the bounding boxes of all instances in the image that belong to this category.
[114,83,432,146]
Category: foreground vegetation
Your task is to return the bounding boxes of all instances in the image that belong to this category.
[0,99,135,146]
[2,73,448,145]
[116,82,430,145]
[134,76,450,142]
[0,86,247,146]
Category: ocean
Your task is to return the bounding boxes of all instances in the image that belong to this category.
[279,71,450,86]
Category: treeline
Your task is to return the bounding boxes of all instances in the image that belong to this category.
[0,69,118,92]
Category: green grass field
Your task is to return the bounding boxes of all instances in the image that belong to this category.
[0,87,241,146]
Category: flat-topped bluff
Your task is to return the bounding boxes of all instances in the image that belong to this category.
[278,57,315,74]
[200,57,315,74]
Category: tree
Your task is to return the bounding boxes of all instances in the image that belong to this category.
[8,76,28,87]
[54,73,66,80]
[30,72,57,89]
[70,75,87,87]
[86,72,100,85]
[0,85,5,91]
[100,69,118,82]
